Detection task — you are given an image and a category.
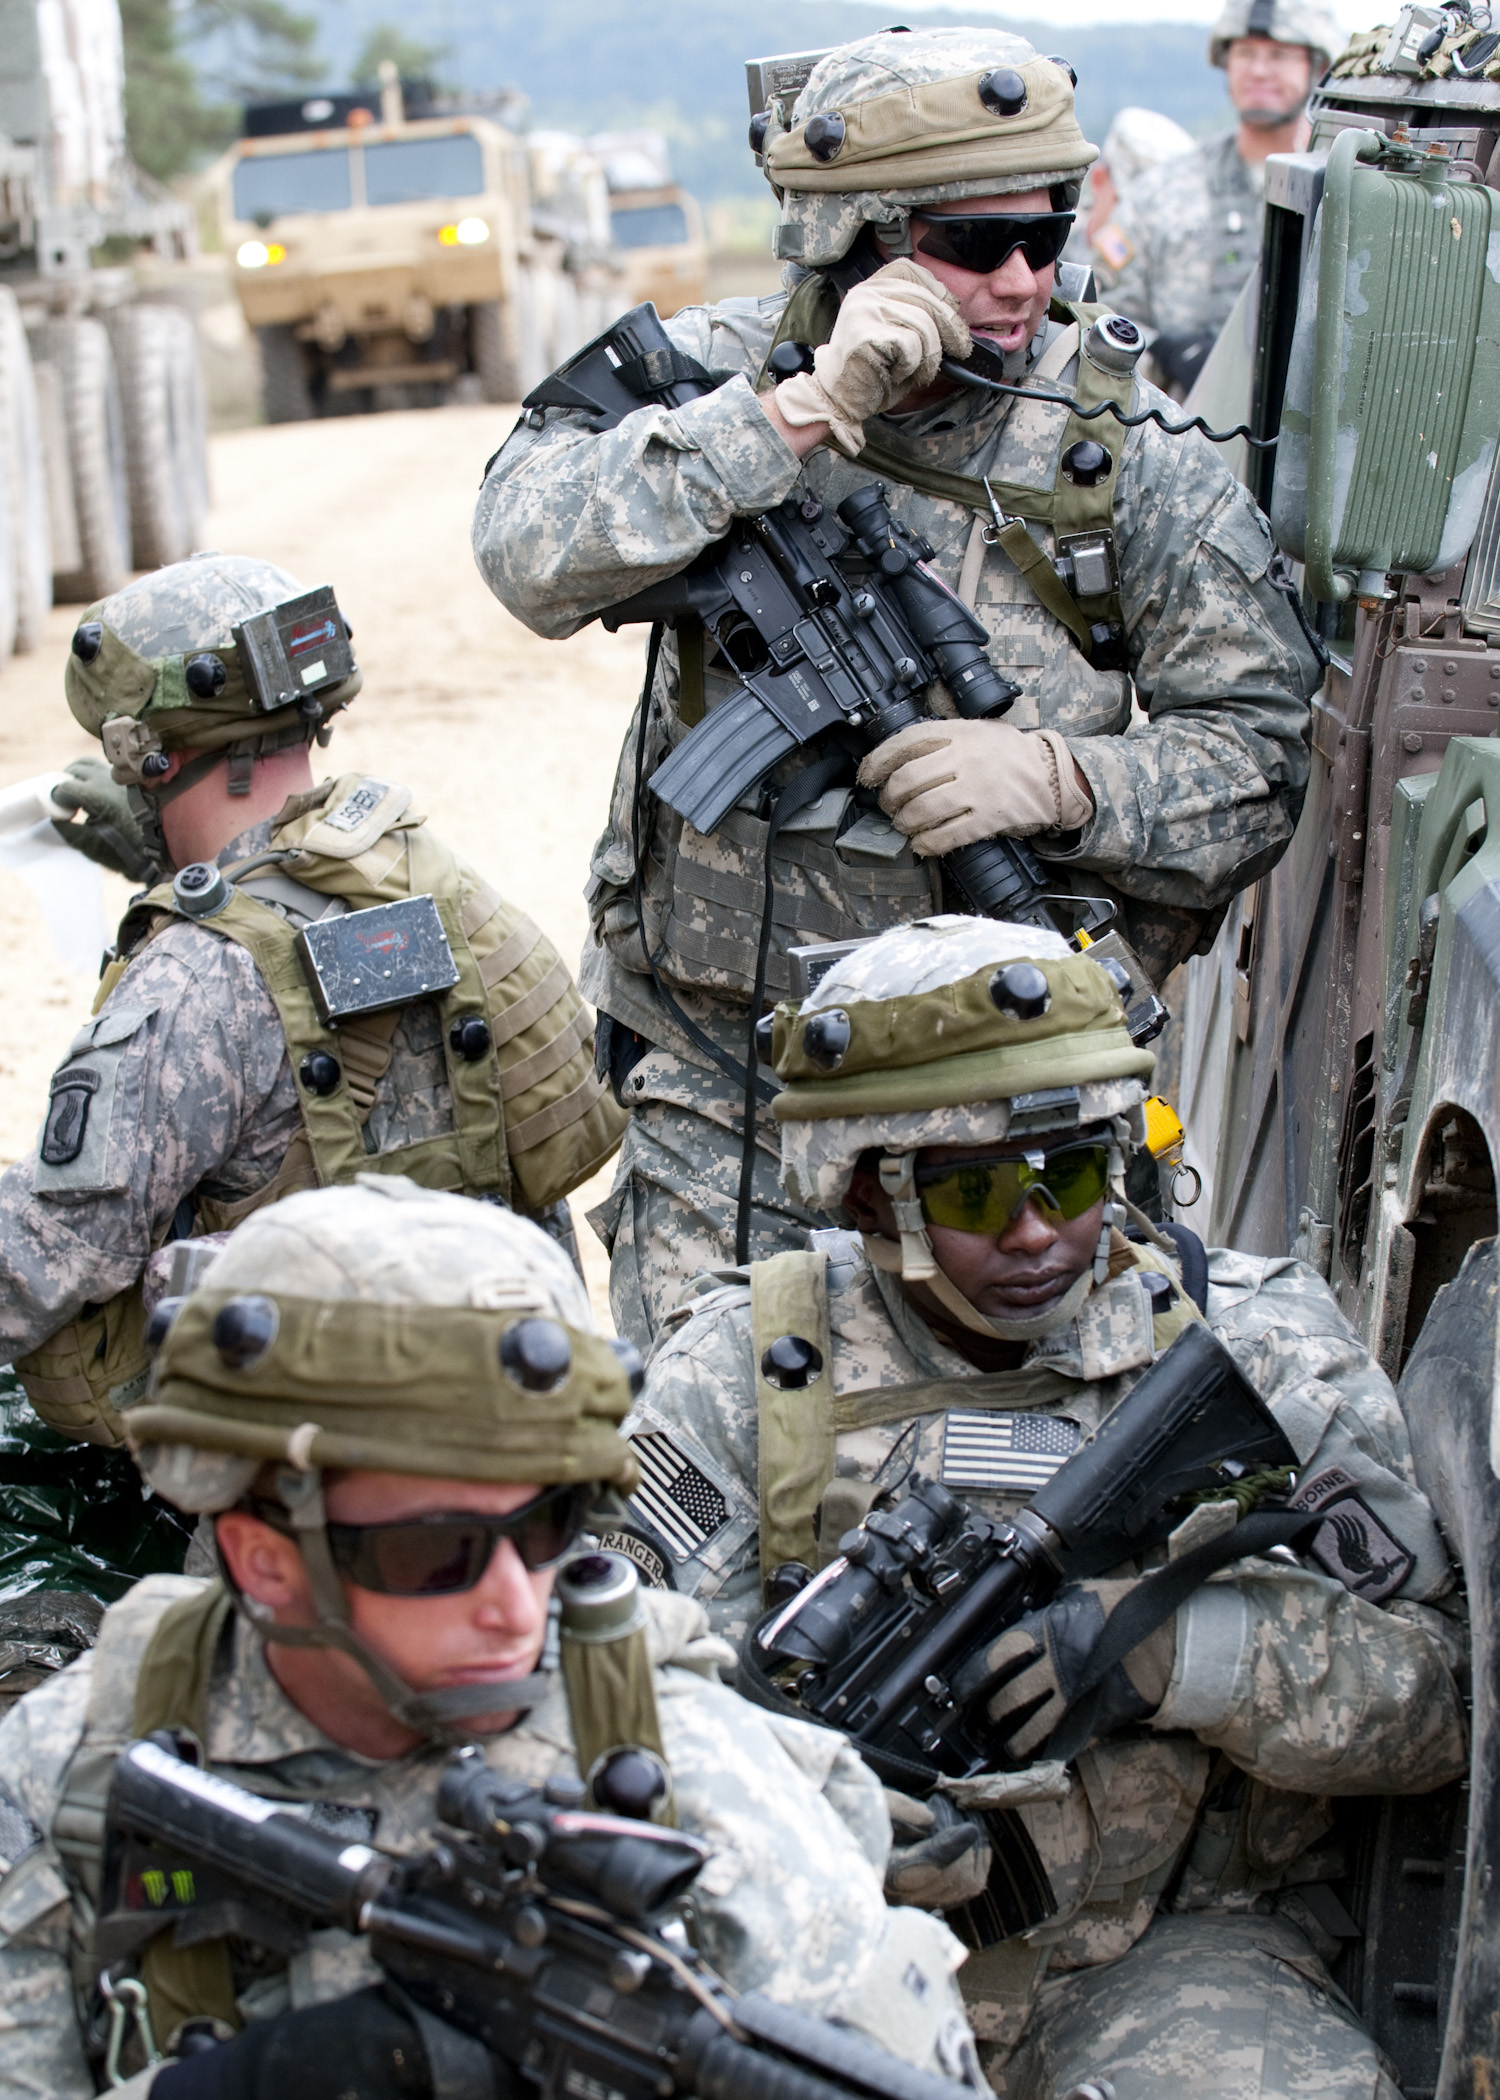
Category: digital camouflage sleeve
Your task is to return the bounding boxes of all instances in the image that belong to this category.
[624,1232,1466,1798]
[472,290,1321,961]
[0,1582,976,2099]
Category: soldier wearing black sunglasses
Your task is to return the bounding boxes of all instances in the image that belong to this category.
[0,1180,981,2100]
[475,24,1322,1358]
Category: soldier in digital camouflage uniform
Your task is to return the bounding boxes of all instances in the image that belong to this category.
[1091,0,1342,393]
[612,914,1467,2098]
[0,1180,982,2100]
[472,25,1325,1351]
[0,552,624,1463]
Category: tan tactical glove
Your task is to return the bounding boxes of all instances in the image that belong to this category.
[883,1788,993,1910]
[858,719,1094,856]
[774,260,972,455]
[962,1579,1176,1765]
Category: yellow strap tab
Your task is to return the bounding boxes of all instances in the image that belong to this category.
[751,1249,837,1584]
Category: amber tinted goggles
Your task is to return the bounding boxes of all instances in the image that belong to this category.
[915,1142,1111,1235]
[913,211,1075,276]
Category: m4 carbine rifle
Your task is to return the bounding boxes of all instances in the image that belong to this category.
[522,301,1105,934]
[741,1324,1303,1795]
[100,1735,969,2100]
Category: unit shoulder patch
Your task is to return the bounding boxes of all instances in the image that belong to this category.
[1292,1466,1415,1603]
[40,1066,102,1166]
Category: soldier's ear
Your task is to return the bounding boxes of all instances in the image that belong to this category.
[844,1163,889,1235]
[215,1507,314,1616]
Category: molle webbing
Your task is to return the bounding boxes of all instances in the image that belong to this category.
[748,1240,1205,1582]
[752,1250,838,1583]
[54,1579,242,2065]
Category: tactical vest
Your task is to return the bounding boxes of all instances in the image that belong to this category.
[53,1570,676,2073]
[606,288,1141,1010]
[16,776,626,1446]
[749,1235,1203,1587]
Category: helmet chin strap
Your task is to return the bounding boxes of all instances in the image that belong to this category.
[864,1134,1131,1344]
[230,1466,549,1743]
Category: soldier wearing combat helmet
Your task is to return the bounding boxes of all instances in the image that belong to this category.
[473,24,1323,1350]
[0,1180,981,2097]
[1093,0,1344,391]
[612,915,1466,2096]
[0,553,624,1456]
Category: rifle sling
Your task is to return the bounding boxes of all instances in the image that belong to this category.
[1043,1506,1316,1764]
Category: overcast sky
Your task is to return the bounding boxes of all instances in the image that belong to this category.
[894,0,1387,28]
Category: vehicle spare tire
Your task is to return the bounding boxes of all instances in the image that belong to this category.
[257,323,313,423]
[0,288,50,653]
[35,315,130,602]
[109,303,209,569]
[1397,1236,1500,2096]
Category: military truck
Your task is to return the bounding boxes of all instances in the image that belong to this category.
[590,130,708,321]
[1173,12,1500,2088]
[0,0,209,621]
[215,70,617,419]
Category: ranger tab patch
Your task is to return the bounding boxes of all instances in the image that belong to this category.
[941,1411,1081,1494]
[1292,1466,1414,1603]
[625,1429,730,1564]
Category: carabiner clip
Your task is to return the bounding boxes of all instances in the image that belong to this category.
[100,1972,162,2088]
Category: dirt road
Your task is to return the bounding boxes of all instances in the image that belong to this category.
[0,404,647,1323]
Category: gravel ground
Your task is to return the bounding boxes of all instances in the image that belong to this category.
[0,402,648,1326]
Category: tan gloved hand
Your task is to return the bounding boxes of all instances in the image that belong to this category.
[960,1579,1176,1765]
[883,1788,993,1910]
[773,260,971,455]
[858,719,1095,856]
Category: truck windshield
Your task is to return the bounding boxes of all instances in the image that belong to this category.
[610,202,689,249]
[364,134,485,205]
[233,149,352,220]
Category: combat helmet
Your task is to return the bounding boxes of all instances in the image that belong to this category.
[130,1177,639,1737]
[759,26,1098,269]
[768,915,1156,1342]
[1208,0,1344,75]
[64,552,361,864]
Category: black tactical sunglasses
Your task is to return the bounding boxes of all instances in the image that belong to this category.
[913,211,1075,277]
[253,1482,598,1596]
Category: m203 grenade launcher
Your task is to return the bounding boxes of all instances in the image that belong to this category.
[522,302,1094,933]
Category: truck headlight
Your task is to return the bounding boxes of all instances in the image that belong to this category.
[439,217,489,247]
[237,240,286,268]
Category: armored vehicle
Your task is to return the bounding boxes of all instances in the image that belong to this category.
[0,0,208,622]
[591,131,708,321]
[1176,12,1500,2089]
[217,72,620,419]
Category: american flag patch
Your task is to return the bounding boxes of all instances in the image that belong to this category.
[940,1412,1081,1493]
[627,1430,731,1561]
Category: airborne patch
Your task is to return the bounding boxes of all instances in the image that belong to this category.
[1292,1466,1415,1603]
[626,1430,731,1563]
[41,1066,101,1166]
[941,1411,1081,1494]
